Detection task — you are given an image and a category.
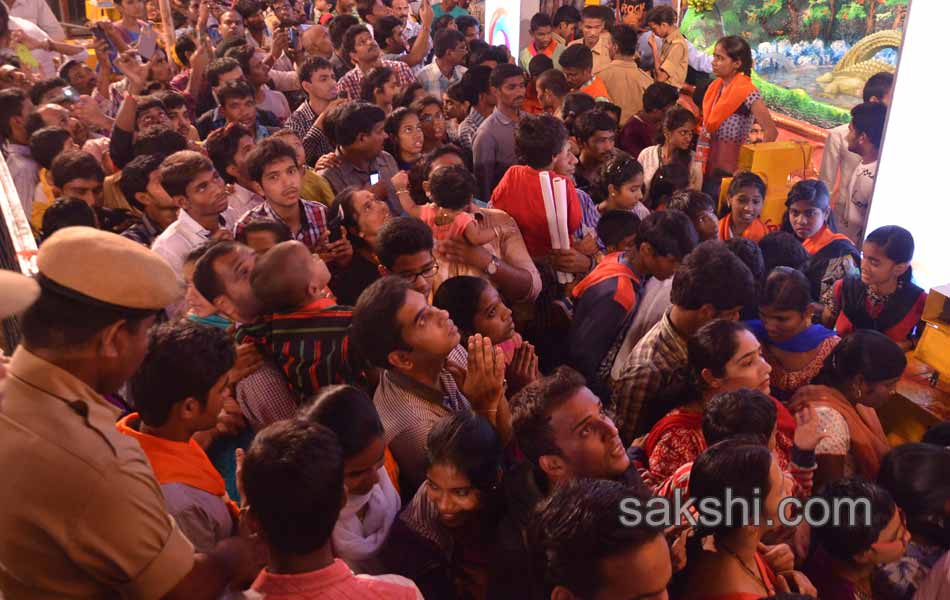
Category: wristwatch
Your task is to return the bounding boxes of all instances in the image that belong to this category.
[485,254,500,276]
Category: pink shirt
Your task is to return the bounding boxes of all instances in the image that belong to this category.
[233,559,422,599]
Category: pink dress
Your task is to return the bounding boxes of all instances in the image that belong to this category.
[419,204,473,241]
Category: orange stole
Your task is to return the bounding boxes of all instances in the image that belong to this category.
[702,73,758,134]
[718,214,775,243]
[116,413,239,518]
[802,226,853,255]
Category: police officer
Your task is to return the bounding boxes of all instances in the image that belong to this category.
[0,227,260,599]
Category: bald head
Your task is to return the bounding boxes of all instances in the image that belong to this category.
[250,241,320,313]
[303,25,334,59]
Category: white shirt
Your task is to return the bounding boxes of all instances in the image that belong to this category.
[819,123,862,208]
[637,144,703,195]
[8,16,88,78]
[3,143,39,215]
[228,184,264,217]
[151,209,236,275]
[841,159,877,247]
[7,0,65,40]
[258,86,291,121]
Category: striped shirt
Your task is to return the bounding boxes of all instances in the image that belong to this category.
[234,199,329,253]
[236,298,354,399]
[338,60,415,101]
[456,108,486,150]
[374,345,470,492]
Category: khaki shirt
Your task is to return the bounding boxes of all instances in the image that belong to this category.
[658,29,689,87]
[568,33,613,75]
[598,58,655,125]
[0,348,195,599]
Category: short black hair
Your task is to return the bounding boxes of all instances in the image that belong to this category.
[174,34,196,68]
[530,12,552,31]
[192,240,243,303]
[301,384,384,458]
[863,71,894,103]
[580,5,607,22]
[395,81,424,109]
[645,4,676,25]
[666,190,716,221]
[217,78,256,105]
[432,14,455,33]
[58,59,85,82]
[445,80,468,104]
[205,123,254,184]
[205,57,242,87]
[553,5,581,26]
[595,100,622,123]
[214,35,250,59]
[375,215,434,269]
[530,479,661,598]
[329,14,360,50]
[342,24,372,58]
[407,143,470,204]
[29,77,67,106]
[536,69,570,98]
[359,66,394,102]
[241,419,345,555]
[234,0,261,19]
[460,64,492,105]
[850,101,887,148]
[120,154,165,209]
[728,170,767,198]
[643,81,679,112]
[160,150,215,198]
[611,24,639,56]
[724,237,765,288]
[130,321,235,427]
[245,137,298,184]
[297,55,333,84]
[597,210,640,249]
[489,63,524,89]
[470,44,509,67]
[235,218,292,245]
[29,126,71,170]
[758,231,808,273]
[878,443,950,546]
[645,162,689,210]
[427,413,503,494]
[670,240,755,311]
[335,102,387,147]
[132,126,188,159]
[702,388,776,446]
[351,275,412,368]
[511,366,587,466]
[432,276,490,340]
[0,88,28,143]
[636,209,697,259]
[50,150,104,188]
[156,89,188,112]
[373,15,402,48]
[455,14,479,35]
[558,43,593,71]
[135,95,167,122]
[428,163,476,211]
[528,54,554,79]
[223,44,256,83]
[573,109,616,143]
[515,113,568,170]
[40,197,97,240]
[813,478,896,562]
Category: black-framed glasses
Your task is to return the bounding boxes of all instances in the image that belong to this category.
[397,261,439,281]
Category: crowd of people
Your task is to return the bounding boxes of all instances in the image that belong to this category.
[0,0,945,599]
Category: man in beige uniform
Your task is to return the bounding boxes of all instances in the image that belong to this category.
[0,227,260,599]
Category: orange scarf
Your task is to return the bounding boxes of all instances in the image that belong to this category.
[702,74,757,134]
[802,226,853,256]
[116,413,240,518]
[800,385,890,479]
[718,214,775,243]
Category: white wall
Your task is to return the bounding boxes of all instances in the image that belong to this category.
[866,0,950,291]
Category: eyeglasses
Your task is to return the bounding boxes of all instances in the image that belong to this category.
[396,261,439,281]
[419,111,445,123]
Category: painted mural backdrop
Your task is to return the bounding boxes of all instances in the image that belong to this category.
[682,0,907,128]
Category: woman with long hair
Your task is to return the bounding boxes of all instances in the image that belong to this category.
[327,187,391,305]
[385,107,425,171]
[639,105,702,194]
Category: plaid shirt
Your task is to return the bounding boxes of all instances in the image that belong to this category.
[338,60,415,101]
[233,199,329,252]
[286,100,335,165]
[415,62,467,98]
[609,309,689,444]
[374,345,470,491]
[235,360,299,431]
[456,108,486,150]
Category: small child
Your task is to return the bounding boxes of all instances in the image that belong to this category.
[598,153,649,219]
[237,240,355,398]
[719,171,776,242]
[236,419,423,598]
[645,162,690,210]
[666,189,719,242]
[433,275,525,364]
[596,209,641,254]
[118,321,238,553]
[400,164,494,247]
[645,5,688,87]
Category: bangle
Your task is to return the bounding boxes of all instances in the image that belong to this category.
[395,188,409,195]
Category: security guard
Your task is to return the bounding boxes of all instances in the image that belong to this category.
[0,228,258,599]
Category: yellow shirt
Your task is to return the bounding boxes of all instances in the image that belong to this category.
[0,348,195,598]
[568,32,613,75]
[598,58,655,125]
[300,167,336,206]
[658,29,689,87]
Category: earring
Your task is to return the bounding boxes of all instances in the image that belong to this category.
[854,385,863,400]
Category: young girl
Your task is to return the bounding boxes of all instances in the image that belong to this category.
[639,105,702,195]
[597,153,649,219]
[400,163,494,247]
[385,108,425,171]
[645,161,690,211]
[783,179,859,307]
[433,275,525,365]
[748,267,840,403]
[719,171,775,242]
[825,225,926,348]
[360,66,397,115]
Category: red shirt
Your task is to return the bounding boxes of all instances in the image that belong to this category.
[619,115,657,159]
[490,165,581,258]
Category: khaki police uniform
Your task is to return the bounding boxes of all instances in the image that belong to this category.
[0,227,193,599]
